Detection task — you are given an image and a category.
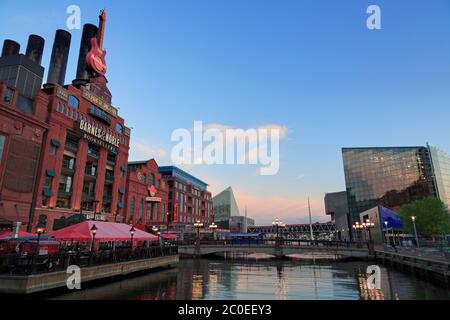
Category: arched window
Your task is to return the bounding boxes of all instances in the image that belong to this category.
[148,174,155,186]
[115,123,123,134]
[129,196,135,221]
[138,199,144,222]
[68,95,79,108]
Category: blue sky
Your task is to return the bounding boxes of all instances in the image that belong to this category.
[1,0,450,225]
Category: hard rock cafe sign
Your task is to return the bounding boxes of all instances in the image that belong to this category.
[146,185,161,203]
[86,10,107,76]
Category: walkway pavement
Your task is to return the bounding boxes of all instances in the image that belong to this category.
[376,245,450,263]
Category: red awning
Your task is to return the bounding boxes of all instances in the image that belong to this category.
[161,233,178,239]
[0,230,35,239]
[46,221,159,242]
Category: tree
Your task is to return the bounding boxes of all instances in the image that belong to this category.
[398,197,450,238]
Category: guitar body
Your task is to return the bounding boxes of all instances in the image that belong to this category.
[86,37,107,75]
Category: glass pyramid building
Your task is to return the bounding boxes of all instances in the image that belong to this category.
[213,187,240,222]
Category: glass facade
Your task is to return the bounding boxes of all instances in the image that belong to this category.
[342,147,437,224]
[429,145,450,208]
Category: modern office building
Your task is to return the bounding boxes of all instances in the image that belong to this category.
[428,145,450,208]
[342,145,450,229]
[213,187,240,222]
[324,191,351,240]
[125,159,169,231]
[159,166,213,228]
[213,187,255,232]
[0,11,132,232]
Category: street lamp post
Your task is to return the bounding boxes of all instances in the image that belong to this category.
[352,222,364,247]
[32,223,45,273]
[362,219,375,255]
[90,224,98,265]
[166,212,170,232]
[272,218,286,246]
[130,226,136,255]
[411,216,420,248]
[209,222,218,241]
[384,221,389,246]
[193,220,204,257]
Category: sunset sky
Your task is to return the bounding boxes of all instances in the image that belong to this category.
[2,0,450,225]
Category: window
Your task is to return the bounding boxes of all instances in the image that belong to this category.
[3,88,14,104]
[58,175,72,193]
[44,176,53,189]
[62,155,75,170]
[138,199,144,221]
[50,146,57,156]
[130,197,136,221]
[0,135,5,164]
[85,163,97,177]
[148,174,155,186]
[68,95,79,108]
[115,123,123,134]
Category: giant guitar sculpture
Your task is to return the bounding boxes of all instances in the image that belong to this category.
[86,9,107,75]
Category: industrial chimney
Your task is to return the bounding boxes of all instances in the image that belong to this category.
[25,35,45,65]
[1,40,20,57]
[74,23,98,82]
[46,29,71,86]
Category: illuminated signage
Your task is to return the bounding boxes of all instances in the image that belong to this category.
[146,197,162,203]
[82,87,118,118]
[84,213,107,221]
[78,119,120,151]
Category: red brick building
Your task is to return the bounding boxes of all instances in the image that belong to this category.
[0,81,48,232]
[32,78,130,230]
[124,159,169,232]
[159,166,214,230]
[0,12,131,232]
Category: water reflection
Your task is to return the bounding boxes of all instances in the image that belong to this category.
[51,259,450,300]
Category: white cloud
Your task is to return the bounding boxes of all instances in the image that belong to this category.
[129,138,167,162]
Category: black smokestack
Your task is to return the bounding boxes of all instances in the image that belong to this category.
[75,24,98,81]
[47,29,71,86]
[1,40,20,57]
[25,35,45,64]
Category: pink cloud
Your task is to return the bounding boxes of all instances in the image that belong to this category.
[232,187,329,226]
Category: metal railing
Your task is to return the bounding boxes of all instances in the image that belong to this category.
[178,239,366,248]
[0,245,178,276]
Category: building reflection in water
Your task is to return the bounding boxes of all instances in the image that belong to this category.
[48,258,450,300]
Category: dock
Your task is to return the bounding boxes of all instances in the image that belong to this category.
[375,249,450,288]
[0,254,179,294]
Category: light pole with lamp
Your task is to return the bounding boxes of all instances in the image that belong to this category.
[32,222,45,273]
[362,219,375,254]
[411,216,420,248]
[89,224,98,265]
[130,226,136,255]
[384,220,389,246]
[352,221,364,247]
[166,212,170,232]
[272,218,286,246]
[193,220,204,257]
[35,222,45,255]
[209,222,218,241]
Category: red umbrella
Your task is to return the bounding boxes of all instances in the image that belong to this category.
[161,233,178,239]
[0,230,35,239]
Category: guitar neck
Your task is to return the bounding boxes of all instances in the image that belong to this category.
[98,10,107,49]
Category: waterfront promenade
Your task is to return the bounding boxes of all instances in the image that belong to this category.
[0,245,179,294]
[375,245,450,287]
